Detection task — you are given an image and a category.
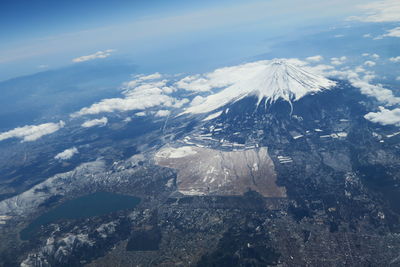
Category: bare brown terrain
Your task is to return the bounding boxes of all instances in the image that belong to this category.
[155,146,286,197]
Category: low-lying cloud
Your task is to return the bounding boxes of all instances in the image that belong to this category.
[155,110,171,117]
[330,56,347,65]
[55,147,78,160]
[364,107,400,126]
[326,68,400,106]
[0,121,65,142]
[71,74,184,117]
[72,49,115,63]
[390,56,400,63]
[364,60,376,67]
[375,27,400,39]
[81,117,108,128]
[306,55,324,62]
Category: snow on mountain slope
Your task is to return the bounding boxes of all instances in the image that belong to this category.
[180,59,336,115]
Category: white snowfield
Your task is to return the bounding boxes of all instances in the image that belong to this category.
[155,146,198,159]
[181,59,336,115]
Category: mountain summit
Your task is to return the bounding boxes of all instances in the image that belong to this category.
[183,59,336,115]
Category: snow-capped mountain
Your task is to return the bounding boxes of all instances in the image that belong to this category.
[182,59,336,115]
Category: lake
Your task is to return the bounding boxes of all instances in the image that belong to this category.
[20,191,140,240]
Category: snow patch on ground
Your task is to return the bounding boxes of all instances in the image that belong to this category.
[181,59,336,115]
[387,131,400,138]
[202,111,223,121]
[156,146,198,159]
[277,156,293,164]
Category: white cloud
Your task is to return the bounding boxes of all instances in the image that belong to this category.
[175,75,215,92]
[155,110,171,117]
[172,98,190,108]
[190,96,206,106]
[350,0,400,22]
[355,80,400,105]
[76,97,159,116]
[303,64,334,75]
[72,93,174,117]
[325,68,400,106]
[384,27,400,37]
[306,55,324,62]
[0,121,65,142]
[375,27,400,39]
[355,66,366,73]
[334,34,344,38]
[364,106,400,126]
[363,73,376,82]
[330,56,347,65]
[362,53,379,59]
[363,34,372,38]
[124,73,163,88]
[162,86,175,94]
[390,56,400,62]
[72,49,115,63]
[81,117,108,128]
[135,111,146,117]
[371,53,380,59]
[396,76,400,81]
[55,147,78,160]
[139,73,163,81]
[71,74,183,117]
[364,60,376,67]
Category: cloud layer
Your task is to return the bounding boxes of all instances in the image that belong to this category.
[306,55,323,62]
[351,0,400,22]
[0,121,65,142]
[330,56,347,66]
[325,68,400,106]
[71,73,185,117]
[72,49,115,63]
[55,147,78,160]
[155,110,171,117]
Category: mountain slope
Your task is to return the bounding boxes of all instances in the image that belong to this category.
[183,59,336,115]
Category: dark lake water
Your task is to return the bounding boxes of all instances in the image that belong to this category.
[20,192,140,240]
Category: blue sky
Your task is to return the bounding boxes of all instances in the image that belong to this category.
[1,0,220,40]
[0,0,396,81]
